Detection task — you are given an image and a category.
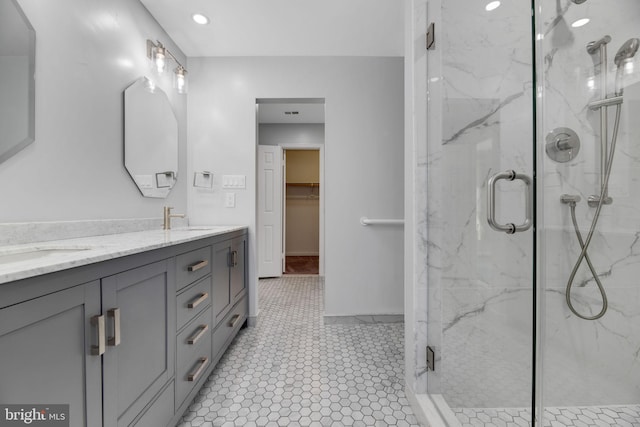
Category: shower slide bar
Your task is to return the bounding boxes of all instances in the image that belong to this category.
[360,217,404,226]
[588,95,623,110]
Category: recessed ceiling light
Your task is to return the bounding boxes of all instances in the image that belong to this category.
[192,13,210,25]
[485,1,501,11]
[571,18,590,28]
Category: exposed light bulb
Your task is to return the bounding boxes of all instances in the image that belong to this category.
[154,45,166,73]
[174,66,188,94]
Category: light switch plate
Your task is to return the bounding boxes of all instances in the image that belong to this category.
[222,175,246,189]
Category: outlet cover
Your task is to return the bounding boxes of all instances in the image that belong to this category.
[224,192,236,208]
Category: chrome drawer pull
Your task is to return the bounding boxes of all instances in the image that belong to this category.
[107,308,121,347]
[187,324,209,345]
[187,292,209,309]
[228,314,241,328]
[187,357,208,382]
[91,315,105,356]
[188,260,209,272]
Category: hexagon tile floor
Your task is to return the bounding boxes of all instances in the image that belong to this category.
[176,276,421,427]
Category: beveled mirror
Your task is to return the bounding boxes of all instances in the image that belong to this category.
[0,0,35,164]
[124,77,178,198]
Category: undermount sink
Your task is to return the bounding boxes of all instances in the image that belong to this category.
[0,246,94,264]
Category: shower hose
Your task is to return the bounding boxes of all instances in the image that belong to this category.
[565,102,621,320]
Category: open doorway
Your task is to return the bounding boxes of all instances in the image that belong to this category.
[256,98,325,278]
[283,149,320,274]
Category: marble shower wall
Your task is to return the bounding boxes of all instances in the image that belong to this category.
[421,0,535,408]
[540,0,640,407]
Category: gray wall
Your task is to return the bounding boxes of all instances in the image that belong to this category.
[187,56,404,318]
[0,0,187,222]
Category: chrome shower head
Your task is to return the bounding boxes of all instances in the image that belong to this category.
[614,38,640,67]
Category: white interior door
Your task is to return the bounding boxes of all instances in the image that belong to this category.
[257,145,283,278]
[282,149,287,273]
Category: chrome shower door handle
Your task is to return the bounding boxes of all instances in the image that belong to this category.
[487,170,533,234]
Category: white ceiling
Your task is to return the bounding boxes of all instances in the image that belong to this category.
[139,0,404,57]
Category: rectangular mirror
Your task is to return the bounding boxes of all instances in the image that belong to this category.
[0,0,35,165]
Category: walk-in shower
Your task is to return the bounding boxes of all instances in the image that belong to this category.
[412,0,640,425]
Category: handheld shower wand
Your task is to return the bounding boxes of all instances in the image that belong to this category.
[614,38,639,95]
[564,37,638,320]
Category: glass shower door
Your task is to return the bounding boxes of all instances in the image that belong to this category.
[428,0,536,424]
[537,0,640,425]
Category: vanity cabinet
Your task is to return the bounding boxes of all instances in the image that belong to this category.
[172,233,248,423]
[212,235,247,324]
[0,228,248,427]
[0,282,103,427]
[175,246,213,410]
[101,259,176,427]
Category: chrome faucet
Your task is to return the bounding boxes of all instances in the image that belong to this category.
[163,206,185,230]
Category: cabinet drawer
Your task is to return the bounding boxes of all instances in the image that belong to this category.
[176,246,212,290]
[177,307,213,367]
[176,276,212,330]
[176,308,212,407]
[212,295,247,360]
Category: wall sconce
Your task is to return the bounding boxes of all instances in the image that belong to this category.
[146,39,188,94]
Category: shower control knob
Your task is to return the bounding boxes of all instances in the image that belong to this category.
[545,127,580,163]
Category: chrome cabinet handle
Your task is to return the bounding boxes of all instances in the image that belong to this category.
[187,357,209,382]
[228,314,241,328]
[232,251,237,267]
[91,315,105,356]
[187,324,209,345]
[487,170,533,234]
[188,260,208,272]
[187,292,209,309]
[107,308,121,347]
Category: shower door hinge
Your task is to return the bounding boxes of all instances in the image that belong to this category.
[426,346,435,371]
[426,23,435,50]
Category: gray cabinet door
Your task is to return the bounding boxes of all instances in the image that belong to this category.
[0,281,103,427]
[230,236,247,302]
[212,241,231,324]
[101,259,176,427]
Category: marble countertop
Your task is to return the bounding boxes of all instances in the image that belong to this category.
[0,226,247,285]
